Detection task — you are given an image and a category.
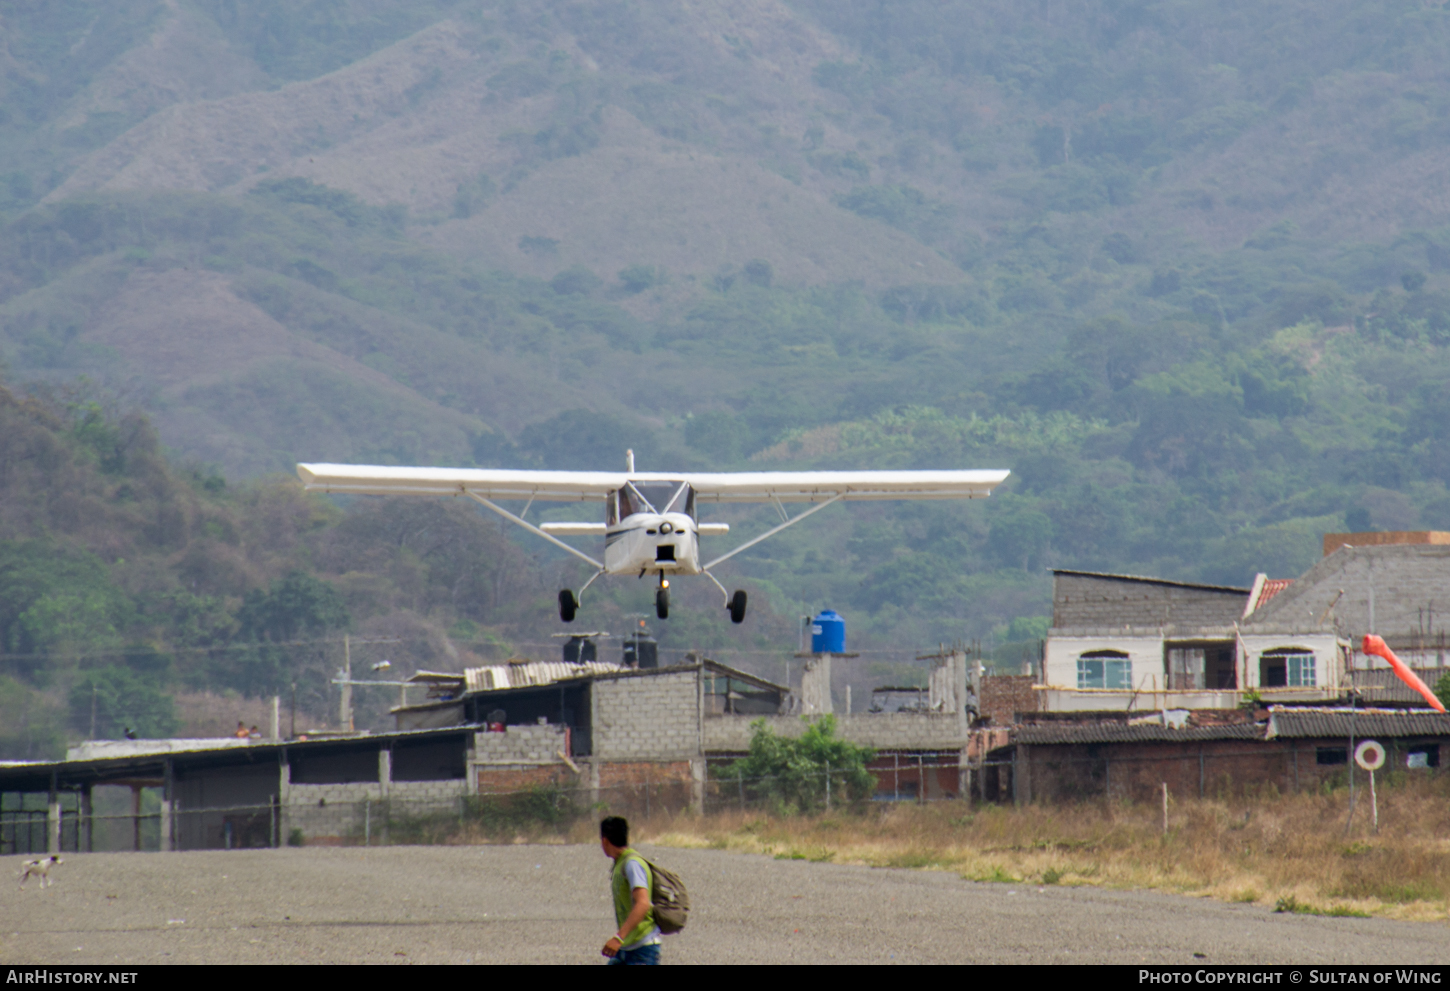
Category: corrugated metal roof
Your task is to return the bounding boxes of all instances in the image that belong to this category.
[1015,723,1264,745]
[0,724,485,784]
[1267,707,1450,739]
[465,659,625,693]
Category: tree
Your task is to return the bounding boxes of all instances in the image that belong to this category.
[237,571,350,643]
[684,410,748,461]
[517,408,653,470]
[0,676,65,759]
[68,666,178,740]
[988,498,1054,570]
[549,265,602,296]
[0,541,132,668]
[226,572,350,697]
[617,264,664,294]
[719,716,875,813]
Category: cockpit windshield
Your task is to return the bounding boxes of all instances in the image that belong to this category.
[617,481,694,520]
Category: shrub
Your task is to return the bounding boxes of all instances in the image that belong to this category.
[719,715,875,814]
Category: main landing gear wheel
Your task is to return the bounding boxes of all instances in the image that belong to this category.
[558,589,578,623]
[655,587,670,620]
[728,590,748,624]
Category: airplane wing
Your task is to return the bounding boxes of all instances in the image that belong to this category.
[296,464,625,501]
[297,464,1009,503]
[677,470,1010,503]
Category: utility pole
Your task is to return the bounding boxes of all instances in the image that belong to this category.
[329,637,408,731]
[339,633,353,731]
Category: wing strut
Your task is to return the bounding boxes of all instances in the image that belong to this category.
[463,491,605,570]
[702,493,844,572]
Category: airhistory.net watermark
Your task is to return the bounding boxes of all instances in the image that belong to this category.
[5,972,138,984]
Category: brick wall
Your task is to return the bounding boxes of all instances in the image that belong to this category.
[703,712,965,753]
[477,764,574,794]
[1053,572,1247,629]
[980,675,1040,726]
[1016,738,1368,804]
[593,670,700,760]
[473,724,568,763]
[867,753,963,801]
[595,761,694,818]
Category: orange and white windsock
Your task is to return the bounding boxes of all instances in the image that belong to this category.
[1362,634,1446,713]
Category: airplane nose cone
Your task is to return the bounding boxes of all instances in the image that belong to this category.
[660,521,674,534]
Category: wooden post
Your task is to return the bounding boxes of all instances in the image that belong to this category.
[1370,769,1378,833]
[47,771,59,855]
[131,785,142,852]
[1161,782,1169,834]
[82,785,93,853]
[160,758,174,852]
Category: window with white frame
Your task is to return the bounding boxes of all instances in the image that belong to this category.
[1077,650,1132,690]
[1259,648,1316,688]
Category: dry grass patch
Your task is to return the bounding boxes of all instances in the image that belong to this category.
[637,777,1450,921]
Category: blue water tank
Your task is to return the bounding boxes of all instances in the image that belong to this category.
[811,609,846,654]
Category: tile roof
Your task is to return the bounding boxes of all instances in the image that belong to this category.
[1266,707,1450,739]
[1256,578,1293,609]
[1014,723,1264,745]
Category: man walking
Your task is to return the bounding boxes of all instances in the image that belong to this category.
[599,816,660,965]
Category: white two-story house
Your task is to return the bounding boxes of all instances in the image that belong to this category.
[1042,569,1346,713]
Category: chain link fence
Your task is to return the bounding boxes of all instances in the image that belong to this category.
[9,746,1442,856]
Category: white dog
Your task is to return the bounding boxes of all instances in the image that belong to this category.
[19,855,62,888]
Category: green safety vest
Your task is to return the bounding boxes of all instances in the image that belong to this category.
[612,848,655,946]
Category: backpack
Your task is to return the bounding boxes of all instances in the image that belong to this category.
[645,858,690,934]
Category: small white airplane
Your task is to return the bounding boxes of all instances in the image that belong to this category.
[296,453,1009,624]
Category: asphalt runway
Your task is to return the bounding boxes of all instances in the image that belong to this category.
[1,845,1446,965]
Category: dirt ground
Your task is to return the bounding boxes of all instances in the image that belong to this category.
[2,845,1447,965]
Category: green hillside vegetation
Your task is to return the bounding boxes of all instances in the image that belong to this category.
[4,1,1450,711]
[0,378,589,758]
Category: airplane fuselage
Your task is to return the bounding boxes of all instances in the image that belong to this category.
[605,512,702,576]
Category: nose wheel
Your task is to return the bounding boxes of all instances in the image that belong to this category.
[728,590,748,624]
[558,589,578,623]
[655,586,670,620]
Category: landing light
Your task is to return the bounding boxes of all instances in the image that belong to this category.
[662,579,670,589]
